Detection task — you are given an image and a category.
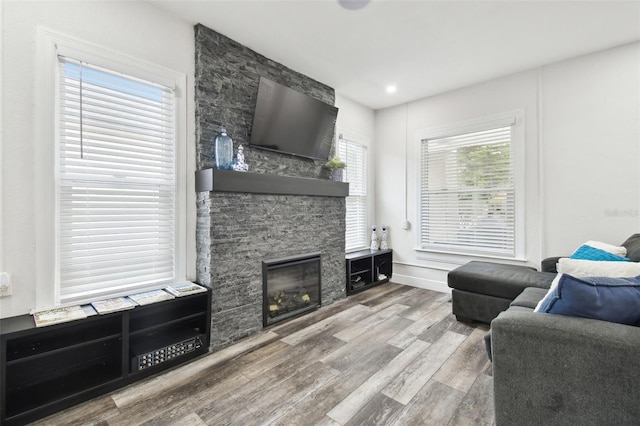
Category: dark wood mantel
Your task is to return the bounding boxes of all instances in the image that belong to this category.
[195,169,349,197]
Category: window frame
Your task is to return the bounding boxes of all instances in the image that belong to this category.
[337,131,369,253]
[415,111,525,260]
[35,28,189,310]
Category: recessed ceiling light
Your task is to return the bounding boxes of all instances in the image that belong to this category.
[338,0,370,11]
[386,85,397,94]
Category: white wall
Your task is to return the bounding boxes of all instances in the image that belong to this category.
[375,42,639,293]
[0,1,195,318]
[335,94,377,248]
[375,70,541,292]
[541,43,640,254]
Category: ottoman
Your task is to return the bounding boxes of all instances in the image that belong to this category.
[447,261,555,324]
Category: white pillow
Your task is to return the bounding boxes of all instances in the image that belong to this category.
[557,258,640,278]
[534,273,562,312]
[579,240,627,257]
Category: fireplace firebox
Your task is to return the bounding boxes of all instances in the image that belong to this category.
[262,252,321,326]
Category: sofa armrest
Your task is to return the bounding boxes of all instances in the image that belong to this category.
[540,256,563,273]
[491,310,640,426]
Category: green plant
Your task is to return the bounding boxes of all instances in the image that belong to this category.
[325,156,346,170]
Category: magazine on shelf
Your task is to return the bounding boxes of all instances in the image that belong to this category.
[127,289,175,306]
[82,305,98,317]
[33,305,87,327]
[165,282,207,297]
[91,297,137,314]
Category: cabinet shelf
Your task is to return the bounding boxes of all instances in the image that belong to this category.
[5,337,122,418]
[1,286,212,426]
[6,362,122,419]
[6,315,121,361]
[129,312,206,337]
[129,295,208,333]
[345,249,393,295]
[6,333,122,366]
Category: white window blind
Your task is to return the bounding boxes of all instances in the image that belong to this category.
[57,55,177,303]
[420,126,515,256]
[338,137,367,252]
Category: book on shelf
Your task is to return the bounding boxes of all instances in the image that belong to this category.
[91,297,137,314]
[128,289,175,306]
[165,282,207,297]
[33,305,87,327]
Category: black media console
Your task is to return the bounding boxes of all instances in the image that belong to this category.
[0,287,212,425]
[346,249,393,295]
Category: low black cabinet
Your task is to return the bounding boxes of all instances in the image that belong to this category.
[346,249,393,295]
[0,287,212,425]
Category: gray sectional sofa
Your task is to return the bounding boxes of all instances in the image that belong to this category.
[491,288,640,425]
[448,234,640,425]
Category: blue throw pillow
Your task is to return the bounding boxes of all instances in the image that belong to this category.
[536,274,640,325]
[570,244,630,262]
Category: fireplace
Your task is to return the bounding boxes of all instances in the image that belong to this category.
[262,252,321,326]
[196,26,346,350]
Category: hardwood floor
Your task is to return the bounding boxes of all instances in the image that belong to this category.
[32,283,494,426]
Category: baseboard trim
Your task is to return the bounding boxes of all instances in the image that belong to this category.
[392,274,451,294]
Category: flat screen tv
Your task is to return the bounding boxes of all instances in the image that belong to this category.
[250,77,338,161]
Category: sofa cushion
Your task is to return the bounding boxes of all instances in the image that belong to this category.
[448,261,555,300]
[558,258,640,277]
[622,234,640,262]
[570,245,629,262]
[535,274,640,325]
[510,287,548,309]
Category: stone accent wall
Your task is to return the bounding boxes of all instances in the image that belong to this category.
[195,25,346,351]
[195,24,335,179]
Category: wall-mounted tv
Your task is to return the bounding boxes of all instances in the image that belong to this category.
[250,77,338,161]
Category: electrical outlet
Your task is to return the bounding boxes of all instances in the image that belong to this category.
[0,272,12,297]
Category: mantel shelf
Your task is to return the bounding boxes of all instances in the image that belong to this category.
[195,168,349,197]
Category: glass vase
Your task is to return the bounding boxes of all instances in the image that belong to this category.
[214,127,233,170]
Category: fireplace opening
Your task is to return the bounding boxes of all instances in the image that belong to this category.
[262,252,321,327]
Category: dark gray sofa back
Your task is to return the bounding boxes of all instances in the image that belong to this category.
[622,233,640,262]
[542,233,640,272]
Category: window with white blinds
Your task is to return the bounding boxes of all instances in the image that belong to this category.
[337,136,367,252]
[57,55,177,303]
[419,125,516,256]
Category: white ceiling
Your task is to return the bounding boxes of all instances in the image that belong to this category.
[150,0,640,110]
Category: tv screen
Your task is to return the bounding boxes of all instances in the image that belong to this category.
[250,77,338,161]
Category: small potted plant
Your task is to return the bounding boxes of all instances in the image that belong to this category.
[325,156,346,181]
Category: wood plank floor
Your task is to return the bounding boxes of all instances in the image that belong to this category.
[31,283,494,426]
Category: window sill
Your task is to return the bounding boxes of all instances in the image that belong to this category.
[414,247,528,264]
